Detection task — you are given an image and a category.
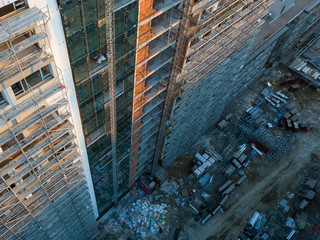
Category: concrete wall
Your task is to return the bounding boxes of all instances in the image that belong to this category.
[161,1,320,167]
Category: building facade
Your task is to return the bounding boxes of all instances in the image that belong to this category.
[54,0,278,217]
[0,1,96,239]
[1,0,318,231]
[56,0,181,216]
[57,0,138,215]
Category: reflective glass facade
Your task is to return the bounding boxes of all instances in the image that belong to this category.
[58,0,138,215]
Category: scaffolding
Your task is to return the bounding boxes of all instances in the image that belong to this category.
[0,7,96,240]
[181,0,274,89]
[152,0,274,171]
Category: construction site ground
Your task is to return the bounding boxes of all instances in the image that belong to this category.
[100,66,320,240]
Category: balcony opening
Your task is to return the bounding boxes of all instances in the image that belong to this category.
[0,0,27,18]
[11,64,54,97]
[0,91,7,108]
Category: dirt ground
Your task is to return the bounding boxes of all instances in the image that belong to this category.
[184,71,320,239]
[100,68,320,240]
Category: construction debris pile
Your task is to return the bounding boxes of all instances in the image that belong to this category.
[175,82,311,227]
[117,199,169,237]
[238,85,307,162]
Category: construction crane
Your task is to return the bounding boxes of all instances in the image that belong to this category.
[105,0,118,203]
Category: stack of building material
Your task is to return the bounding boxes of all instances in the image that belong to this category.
[217,113,233,129]
[218,180,233,192]
[224,164,237,177]
[236,175,247,185]
[193,152,216,177]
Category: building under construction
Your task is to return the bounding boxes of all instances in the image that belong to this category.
[55,0,276,217]
[0,0,320,238]
[0,2,96,239]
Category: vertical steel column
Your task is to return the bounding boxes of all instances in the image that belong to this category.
[105,0,118,203]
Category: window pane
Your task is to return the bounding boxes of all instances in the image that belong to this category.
[11,82,24,96]
[116,62,125,81]
[0,92,6,107]
[127,31,136,52]
[25,70,42,87]
[41,65,53,80]
[97,3,105,19]
[115,11,125,37]
[62,7,82,36]
[128,4,138,29]
[94,93,104,110]
[87,27,99,53]
[80,99,94,117]
[97,108,105,129]
[83,0,97,26]
[115,37,125,59]
[69,36,85,63]
[98,26,106,47]
[93,74,103,95]
[83,117,96,136]
[72,59,89,84]
[77,81,92,104]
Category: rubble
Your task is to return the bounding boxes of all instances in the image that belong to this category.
[117,199,169,237]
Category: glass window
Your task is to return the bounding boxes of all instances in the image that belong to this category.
[80,99,94,118]
[97,4,105,20]
[115,11,125,37]
[127,4,138,29]
[116,62,125,81]
[97,108,106,129]
[68,36,86,63]
[87,27,99,53]
[93,74,104,95]
[24,71,42,88]
[41,65,53,80]
[11,65,54,97]
[98,26,106,47]
[124,75,134,91]
[11,82,24,96]
[77,81,92,104]
[59,0,79,12]
[72,59,89,85]
[0,92,7,107]
[62,7,82,36]
[83,117,96,136]
[116,81,124,96]
[83,0,97,26]
[94,93,104,110]
[115,37,125,60]
[127,31,136,52]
